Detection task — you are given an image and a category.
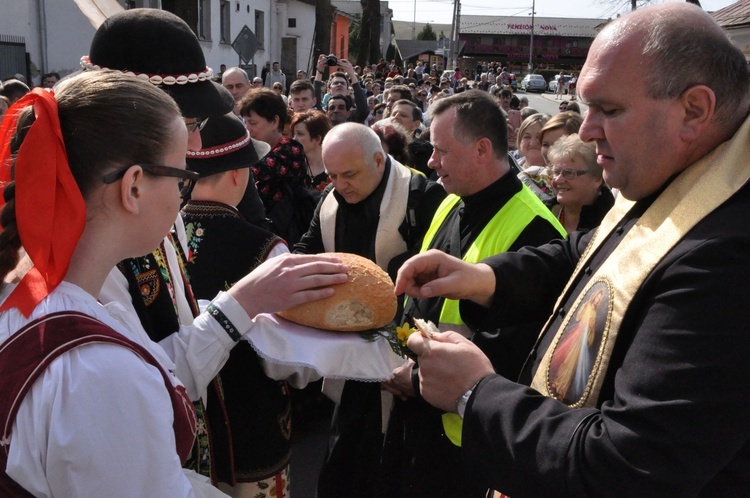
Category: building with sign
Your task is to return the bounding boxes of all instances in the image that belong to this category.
[393,39,466,72]
[458,15,606,75]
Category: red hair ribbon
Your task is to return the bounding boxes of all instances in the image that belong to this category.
[0,88,86,317]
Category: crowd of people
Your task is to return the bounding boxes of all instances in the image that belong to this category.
[1,3,750,497]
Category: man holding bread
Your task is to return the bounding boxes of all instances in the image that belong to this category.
[397,4,750,496]
[380,90,566,498]
[294,122,446,498]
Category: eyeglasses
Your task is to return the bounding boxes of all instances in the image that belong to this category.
[102,164,200,199]
[548,167,589,180]
[184,117,209,134]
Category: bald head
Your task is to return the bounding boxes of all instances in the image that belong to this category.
[222,67,249,82]
[576,2,748,201]
[322,123,386,204]
[323,122,384,165]
[222,67,250,105]
[593,3,749,131]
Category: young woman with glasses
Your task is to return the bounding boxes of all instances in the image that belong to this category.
[0,71,347,496]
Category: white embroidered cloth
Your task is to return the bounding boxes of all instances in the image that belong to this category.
[246,313,406,381]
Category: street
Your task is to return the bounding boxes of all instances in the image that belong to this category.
[516,90,588,117]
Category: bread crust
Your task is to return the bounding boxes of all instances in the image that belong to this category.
[277,253,397,332]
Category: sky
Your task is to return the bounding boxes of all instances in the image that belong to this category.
[387,0,737,24]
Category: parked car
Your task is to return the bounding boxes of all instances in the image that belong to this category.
[549,74,572,93]
[520,74,546,93]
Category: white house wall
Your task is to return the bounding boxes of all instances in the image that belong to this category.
[725,25,750,62]
[0,0,97,83]
[1,0,314,86]
[282,0,316,74]
[201,0,270,76]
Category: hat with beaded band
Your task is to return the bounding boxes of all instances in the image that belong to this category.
[84,8,234,118]
[186,113,271,177]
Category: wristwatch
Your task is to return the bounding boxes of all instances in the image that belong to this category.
[456,381,480,419]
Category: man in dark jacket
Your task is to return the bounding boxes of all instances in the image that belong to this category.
[399,4,750,497]
[313,55,368,124]
[381,91,565,498]
[294,123,446,498]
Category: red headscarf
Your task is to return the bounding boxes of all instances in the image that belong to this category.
[0,88,86,316]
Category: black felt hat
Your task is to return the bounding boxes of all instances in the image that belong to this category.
[84,8,233,118]
[186,113,269,177]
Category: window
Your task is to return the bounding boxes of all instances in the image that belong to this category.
[255,10,264,49]
[288,18,297,28]
[220,0,230,43]
[197,0,210,41]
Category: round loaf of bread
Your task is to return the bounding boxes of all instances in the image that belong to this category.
[277,252,397,332]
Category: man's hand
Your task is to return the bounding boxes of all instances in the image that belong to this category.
[228,253,349,318]
[337,58,357,82]
[316,54,328,78]
[395,249,496,307]
[383,359,416,400]
[407,331,494,412]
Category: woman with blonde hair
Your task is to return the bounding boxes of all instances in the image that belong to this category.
[517,111,584,209]
[515,113,550,169]
[516,112,558,207]
[539,111,584,165]
[547,133,614,232]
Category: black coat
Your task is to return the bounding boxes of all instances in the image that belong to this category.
[459,184,750,497]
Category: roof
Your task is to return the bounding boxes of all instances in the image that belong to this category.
[395,39,465,60]
[392,20,453,40]
[460,16,606,37]
[712,0,750,28]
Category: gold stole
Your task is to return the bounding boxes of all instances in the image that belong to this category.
[530,116,750,407]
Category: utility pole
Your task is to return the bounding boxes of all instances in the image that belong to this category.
[412,0,417,39]
[528,0,536,73]
[449,0,461,70]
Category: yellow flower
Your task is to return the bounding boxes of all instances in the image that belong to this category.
[396,323,417,344]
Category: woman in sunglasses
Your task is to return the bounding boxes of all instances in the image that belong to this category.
[547,134,614,233]
[370,102,387,125]
[0,71,346,496]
